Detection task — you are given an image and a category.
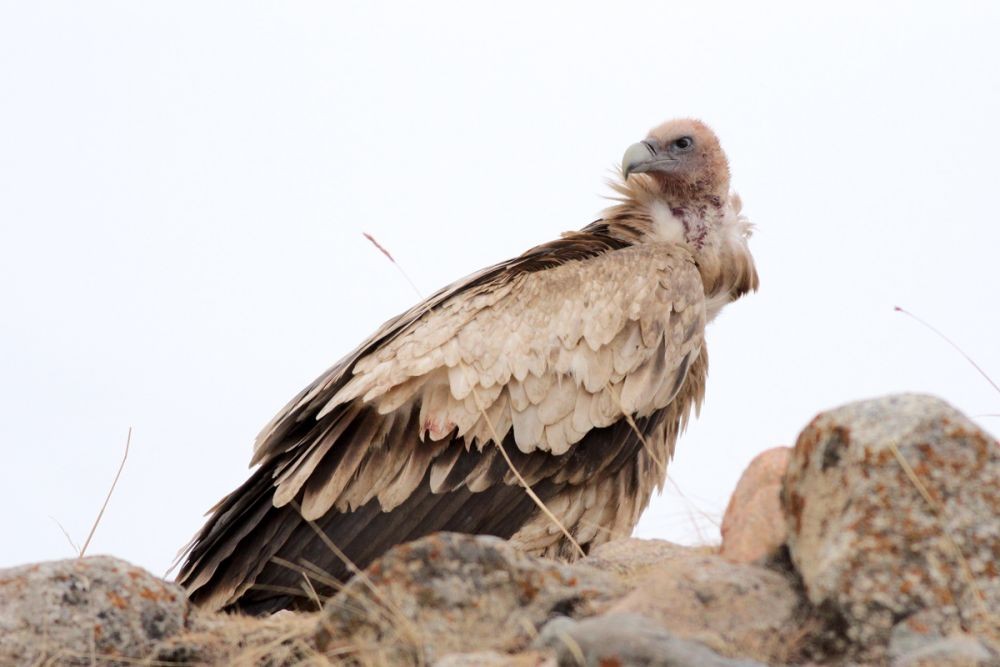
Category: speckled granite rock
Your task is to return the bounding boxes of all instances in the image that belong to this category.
[0,556,189,666]
[721,446,791,564]
[314,532,626,665]
[782,394,1000,658]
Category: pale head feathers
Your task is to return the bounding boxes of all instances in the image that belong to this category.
[609,118,758,308]
[621,118,730,203]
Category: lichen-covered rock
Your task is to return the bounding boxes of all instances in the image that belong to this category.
[721,446,791,564]
[314,532,626,665]
[532,613,769,667]
[0,555,189,665]
[600,541,802,662]
[782,394,1000,657]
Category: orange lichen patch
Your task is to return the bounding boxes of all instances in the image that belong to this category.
[139,586,176,603]
[784,490,805,534]
[599,658,623,667]
[518,576,541,603]
[106,591,128,610]
[795,420,824,464]
[933,586,956,606]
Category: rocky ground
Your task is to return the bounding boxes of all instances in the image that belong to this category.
[2,394,999,666]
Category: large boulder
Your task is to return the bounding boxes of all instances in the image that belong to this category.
[0,556,189,665]
[782,394,1000,657]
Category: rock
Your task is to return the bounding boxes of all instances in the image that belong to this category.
[532,613,769,667]
[888,611,998,666]
[782,394,1000,657]
[600,541,803,662]
[583,538,705,581]
[314,532,626,665]
[720,446,791,563]
[0,555,188,666]
[893,636,996,666]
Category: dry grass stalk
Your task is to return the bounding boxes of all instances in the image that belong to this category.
[610,382,718,542]
[469,383,586,559]
[290,502,426,664]
[79,426,131,558]
[362,232,422,299]
[48,516,80,555]
[895,306,1000,397]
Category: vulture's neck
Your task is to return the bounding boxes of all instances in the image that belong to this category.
[602,175,759,320]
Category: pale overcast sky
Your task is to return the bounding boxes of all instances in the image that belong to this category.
[2,1,999,576]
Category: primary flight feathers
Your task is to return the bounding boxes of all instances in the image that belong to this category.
[177,118,758,614]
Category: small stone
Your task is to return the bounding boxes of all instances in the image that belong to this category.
[892,635,996,666]
[720,447,791,563]
[532,613,768,667]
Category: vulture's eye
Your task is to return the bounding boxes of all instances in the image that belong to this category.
[672,136,694,151]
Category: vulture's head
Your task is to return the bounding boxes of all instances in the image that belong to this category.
[622,119,730,200]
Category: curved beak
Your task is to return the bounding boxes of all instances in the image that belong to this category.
[622,140,678,178]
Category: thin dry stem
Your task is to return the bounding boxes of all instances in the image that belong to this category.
[367,232,583,557]
[79,426,131,558]
[610,382,718,540]
[48,516,80,555]
[553,631,587,666]
[363,232,423,299]
[290,501,425,655]
[266,556,399,638]
[469,383,586,558]
[895,306,1000,397]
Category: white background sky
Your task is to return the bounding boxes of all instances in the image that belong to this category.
[2,1,999,577]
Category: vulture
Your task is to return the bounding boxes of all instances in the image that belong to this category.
[177,118,759,614]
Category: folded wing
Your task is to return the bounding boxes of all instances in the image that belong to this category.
[177,230,707,613]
